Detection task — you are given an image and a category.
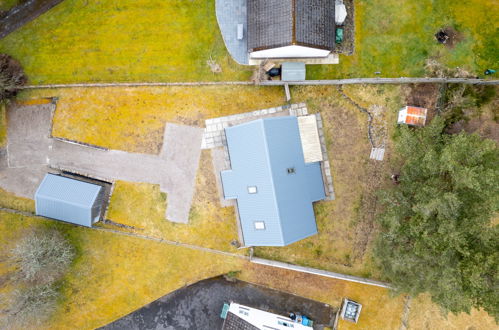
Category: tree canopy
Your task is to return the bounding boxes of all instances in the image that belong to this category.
[0,53,26,101]
[375,117,498,319]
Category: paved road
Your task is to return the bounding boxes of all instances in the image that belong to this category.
[101,276,336,330]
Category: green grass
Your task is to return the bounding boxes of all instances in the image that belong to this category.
[0,0,252,84]
[0,0,19,11]
[0,0,496,83]
[308,0,499,79]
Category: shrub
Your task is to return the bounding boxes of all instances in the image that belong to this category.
[2,284,58,328]
[0,54,27,101]
[10,229,75,284]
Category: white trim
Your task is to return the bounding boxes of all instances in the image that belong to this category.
[250,45,331,59]
[228,303,312,329]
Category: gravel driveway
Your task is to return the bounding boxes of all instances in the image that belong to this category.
[101,276,336,330]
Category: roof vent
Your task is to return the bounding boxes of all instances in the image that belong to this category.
[287,167,296,174]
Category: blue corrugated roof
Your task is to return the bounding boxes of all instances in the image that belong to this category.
[221,116,325,246]
[35,174,102,227]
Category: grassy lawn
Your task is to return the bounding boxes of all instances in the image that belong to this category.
[2,212,495,329]
[1,85,497,327]
[0,0,18,11]
[18,84,402,279]
[0,1,496,83]
[0,212,244,329]
[23,85,284,153]
[0,188,34,212]
[407,294,497,330]
[0,0,252,84]
[254,85,403,278]
[14,86,284,251]
[106,151,241,252]
[0,212,408,330]
[309,0,499,79]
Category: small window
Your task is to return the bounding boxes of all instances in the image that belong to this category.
[254,221,266,230]
[247,186,257,194]
[287,167,296,174]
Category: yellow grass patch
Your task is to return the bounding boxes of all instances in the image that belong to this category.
[239,264,406,330]
[0,188,35,213]
[15,98,53,106]
[106,151,240,251]
[407,294,497,330]
[1,212,494,329]
[1,212,406,330]
[0,212,245,329]
[254,85,403,278]
[23,86,284,154]
[0,0,252,84]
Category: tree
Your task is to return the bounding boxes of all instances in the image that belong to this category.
[0,54,27,101]
[0,229,75,327]
[10,228,75,284]
[2,284,58,327]
[374,117,499,320]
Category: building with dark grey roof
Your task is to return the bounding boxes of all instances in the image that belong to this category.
[248,0,335,58]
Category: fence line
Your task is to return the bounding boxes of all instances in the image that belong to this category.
[260,78,499,86]
[19,77,498,90]
[20,81,254,89]
[1,206,392,289]
[250,257,391,289]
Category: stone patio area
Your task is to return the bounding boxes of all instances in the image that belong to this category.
[0,103,203,224]
[202,104,335,210]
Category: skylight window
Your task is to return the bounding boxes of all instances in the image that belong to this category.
[247,186,257,194]
[254,221,266,230]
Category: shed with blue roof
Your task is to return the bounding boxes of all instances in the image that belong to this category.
[35,174,105,227]
[221,116,326,247]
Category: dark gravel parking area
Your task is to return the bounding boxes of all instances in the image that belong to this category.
[101,276,336,330]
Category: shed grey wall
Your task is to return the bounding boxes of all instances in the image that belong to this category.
[35,174,103,227]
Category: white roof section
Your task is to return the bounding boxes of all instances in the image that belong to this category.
[370,147,385,161]
[228,303,312,330]
[298,115,323,163]
[335,1,347,25]
[397,106,428,126]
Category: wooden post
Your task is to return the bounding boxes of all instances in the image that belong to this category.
[284,83,291,101]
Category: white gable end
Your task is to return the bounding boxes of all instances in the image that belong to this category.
[250,45,331,58]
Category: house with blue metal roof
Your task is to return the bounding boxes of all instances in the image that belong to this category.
[221,116,326,247]
[35,174,105,227]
